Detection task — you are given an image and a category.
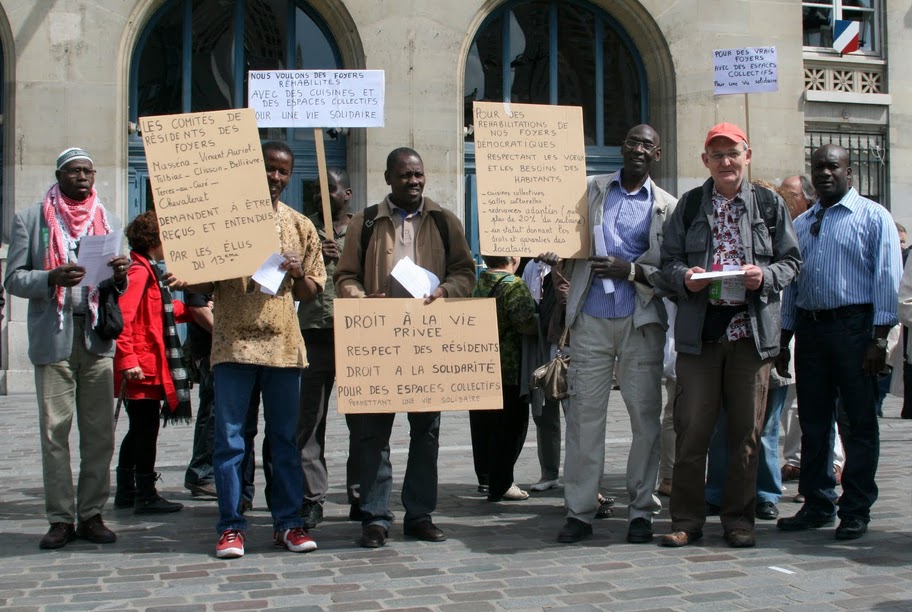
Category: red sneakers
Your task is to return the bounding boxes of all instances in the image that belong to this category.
[216,530,245,558]
[274,527,318,553]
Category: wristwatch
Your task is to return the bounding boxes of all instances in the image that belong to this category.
[873,337,888,350]
[628,263,636,282]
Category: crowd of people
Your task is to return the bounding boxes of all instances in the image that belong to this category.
[4,123,907,557]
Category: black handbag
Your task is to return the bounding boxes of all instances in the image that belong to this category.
[94,278,124,341]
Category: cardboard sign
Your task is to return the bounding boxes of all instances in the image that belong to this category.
[247,70,385,128]
[713,47,778,95]
[139,108,280,285]
[334,298,503,414]
[473,101,589,259]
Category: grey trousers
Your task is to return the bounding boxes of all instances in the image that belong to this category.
[35,318,114,524]
[564,312,664,524]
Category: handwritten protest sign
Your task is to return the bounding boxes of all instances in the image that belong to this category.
[247,70,384,128]
[713,47,778,95]
[473,101,589,259]
[334,298,503,414]
[139,108,280,285]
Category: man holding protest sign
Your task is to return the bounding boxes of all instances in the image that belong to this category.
[297,167,364,528]
[546,125,677,545]
[334,147,476,548]
[168,141,326,559]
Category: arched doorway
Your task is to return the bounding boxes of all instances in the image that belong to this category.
[463,0,650,261]
[128,0,347,220]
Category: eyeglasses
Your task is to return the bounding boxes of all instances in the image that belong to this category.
[63,167,97,177]
[707,149,744,163]
[624,139,657,154]
[809,208,825,237]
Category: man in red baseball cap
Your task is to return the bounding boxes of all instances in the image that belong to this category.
[658,122,801,548]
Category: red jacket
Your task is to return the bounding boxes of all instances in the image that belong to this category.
[113,252,191,410]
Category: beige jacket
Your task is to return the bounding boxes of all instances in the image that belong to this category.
[334,196,476,298]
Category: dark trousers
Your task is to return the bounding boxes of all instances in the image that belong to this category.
[298,329,362,505]
[469,384,529,498]
[670,339,770,534]
[118,399,161,474]
[185,356,214,486]
[795,309,879,521]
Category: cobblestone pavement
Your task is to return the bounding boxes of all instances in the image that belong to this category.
[0,388,910,611]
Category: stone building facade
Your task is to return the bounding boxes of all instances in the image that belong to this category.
[0,0,907,391]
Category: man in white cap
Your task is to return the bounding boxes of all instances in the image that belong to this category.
[659,124,800,548]
[5,148,131,549]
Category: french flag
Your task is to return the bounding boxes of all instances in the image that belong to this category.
[833,20,860,55]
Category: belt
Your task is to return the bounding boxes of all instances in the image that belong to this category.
[797,304,872,322]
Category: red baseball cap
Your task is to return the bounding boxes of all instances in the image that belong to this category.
[704,122,749,148]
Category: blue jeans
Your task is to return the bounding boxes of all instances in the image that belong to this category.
[184,357,215,486]
[359,411,440,530]
[795,309,879,521]
[706,385,788,506]
[214,363,303,534]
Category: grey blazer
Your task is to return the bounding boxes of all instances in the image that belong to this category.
[4,202,123,365]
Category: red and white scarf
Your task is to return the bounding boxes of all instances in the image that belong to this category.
[42,183,112,330]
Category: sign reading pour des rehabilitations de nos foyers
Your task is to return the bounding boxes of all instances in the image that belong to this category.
[139,108,280,285]
[334,298,503,414]
[472,101,589,259]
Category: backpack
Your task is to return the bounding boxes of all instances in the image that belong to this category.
[359,204,450,270]
[681,184,780,234]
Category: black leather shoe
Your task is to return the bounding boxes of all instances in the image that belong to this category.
[359,525,388,548]
[76,515,116,544]
[756,501,779,520]
[404,521,447,542]
[557,518,592,543]
[39,523,76,549]
[724,528,755,548]
[301,501,324,529]
[835,517,868,540]
[626,517,653,544]
[777,508,835,531]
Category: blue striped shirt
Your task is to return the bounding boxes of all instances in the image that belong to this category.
[581,173,652,319]
[782,187,901,329]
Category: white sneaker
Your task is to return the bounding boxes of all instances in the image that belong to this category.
[530,478,560,492]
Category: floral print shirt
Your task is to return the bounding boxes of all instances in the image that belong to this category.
[710,189,751,341]
[473,270,538,386]
[211,202,326,368]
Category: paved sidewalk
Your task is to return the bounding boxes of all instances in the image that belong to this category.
[0,389,910,611]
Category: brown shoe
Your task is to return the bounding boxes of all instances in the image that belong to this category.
[359,525,388,548]
[725,528,755,548]
[76,515,117,544]
[660,530,702,547]
[781,464,800,482]
[656,478,673,497]
[404,521,446,542]
[39,523,76,549]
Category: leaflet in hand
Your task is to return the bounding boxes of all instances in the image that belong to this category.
[391,256,440,298]
[592,230,615,294]
[77,232,123,287]
[252,252,288,295]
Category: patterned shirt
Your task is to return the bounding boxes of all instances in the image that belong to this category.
[211,202,326,368]
[473,270,537,386]
[709,188,751,341]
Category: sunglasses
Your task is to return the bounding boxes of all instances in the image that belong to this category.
[809,208,825,237]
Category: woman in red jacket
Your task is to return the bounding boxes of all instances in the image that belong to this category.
[114,211,193,514]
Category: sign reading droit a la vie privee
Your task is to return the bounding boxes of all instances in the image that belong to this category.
[247,70,385,128]
[713,47,778,95]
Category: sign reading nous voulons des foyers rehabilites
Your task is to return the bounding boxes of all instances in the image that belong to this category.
[333,298,503,414]
[472,101,589,259]
[247,69,385,128]
[139,108,280,285]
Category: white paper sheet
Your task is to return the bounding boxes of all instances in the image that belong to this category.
[691,270,746,280]
[252,252,288,295]
[77,232,123,287]
[592,229,615,294]
[391,256,440,299]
